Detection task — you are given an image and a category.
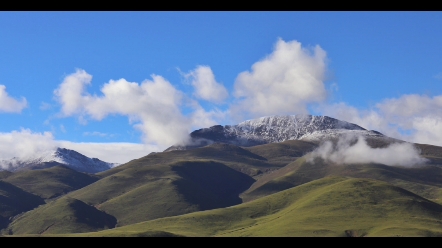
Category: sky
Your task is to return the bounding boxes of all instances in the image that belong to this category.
[0,11,441,163]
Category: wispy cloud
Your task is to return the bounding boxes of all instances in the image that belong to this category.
[434,72,442,80]
[0,85,27,113]
[83,131,115,138]
[39,102,52,111]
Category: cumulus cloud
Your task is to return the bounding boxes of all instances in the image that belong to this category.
[54,69,220,148]
[231,38,328,120]
[0,85,27,113]
[185,65,229,104]
[308,134,428,167]
[320,94,442,146]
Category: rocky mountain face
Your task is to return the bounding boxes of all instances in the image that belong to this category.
[165,115,385,151]
[0,147,118,174]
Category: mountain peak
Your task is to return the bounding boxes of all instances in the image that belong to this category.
[165,115,371,151]
[0,147,119,174]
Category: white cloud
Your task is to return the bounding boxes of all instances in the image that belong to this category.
[320,94,442,147]
[39,102,52,111]
[0,129,158,164]
[434,72,442,80]
[60,124,66,133]
[54,69,220,148]
[185,65,229,104]
[231,38,328,120]
[0,129,57,160]
[308,134,428,167]
[57,141,158,164]
[0,85,27,113]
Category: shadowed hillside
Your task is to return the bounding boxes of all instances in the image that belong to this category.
[4,197,116,235]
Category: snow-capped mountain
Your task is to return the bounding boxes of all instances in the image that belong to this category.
[0,147,119,174]
[165,115,388,151]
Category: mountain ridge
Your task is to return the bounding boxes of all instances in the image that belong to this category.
[165,115,385,151]
[0,147,119,174]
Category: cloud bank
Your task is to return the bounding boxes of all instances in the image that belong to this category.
[0,85,27,113]
[308,134,428,167]
[0,129,57,160]
[321,94,442,146]
[0,129,157,164]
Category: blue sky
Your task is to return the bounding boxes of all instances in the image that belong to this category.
[1,11,441,163]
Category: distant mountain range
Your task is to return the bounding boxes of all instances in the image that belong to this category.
[2,114,442,236]
[0,115,397,173]
[0,147,118,174]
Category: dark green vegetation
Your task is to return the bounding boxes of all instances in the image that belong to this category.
[0,181,45,230]
[2,137,442,236]
[2,165,99,200]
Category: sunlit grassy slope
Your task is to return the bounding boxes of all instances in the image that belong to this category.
[242,155,442,204]
[55,159,255,227]
[62,177,442,237]
[3,138,442,236]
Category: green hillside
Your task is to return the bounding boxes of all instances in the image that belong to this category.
[62,159,255,227]
[3,165,99,200]
[242,155,442,204]
[0,171,12,180]
[4,197,116,235]
[0,180,45,230]
[244,140,317,167]
[98,143,280,179]
[67,177,442,237]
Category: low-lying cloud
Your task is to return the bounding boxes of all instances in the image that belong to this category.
[0,85,27,113]
[320,94,442,146]
[0,129,57,160]
[0,129,158,165]
[308,134,428,167]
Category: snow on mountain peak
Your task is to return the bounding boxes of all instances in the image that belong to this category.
[0,147,119,173]
[165,115,372,151]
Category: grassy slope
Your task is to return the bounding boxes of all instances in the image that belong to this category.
[0,171,12,180]
[0,180,45,229]
[4,197,116,235]
[242,155,442,204]
[2,165,99,200]
[98,143,279,179]
[62,160,255,227]
[244,140,317,167]
[64,177,442,237]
